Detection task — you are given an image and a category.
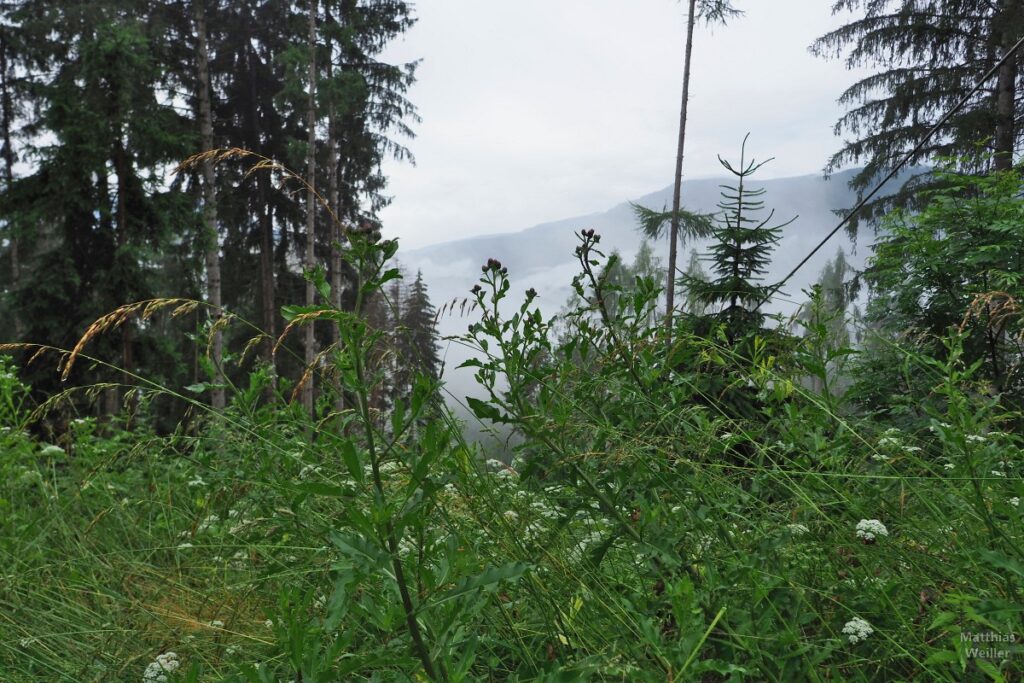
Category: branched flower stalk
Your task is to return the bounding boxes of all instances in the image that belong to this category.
[335,235,448,682]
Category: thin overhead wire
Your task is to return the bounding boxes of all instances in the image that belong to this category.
[753,32,1024,313]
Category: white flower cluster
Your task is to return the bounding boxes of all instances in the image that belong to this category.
[142,652,180,683]
[1010,497,1020,508]
[966,434,987,444]
[298,463,323,480]
[39,444,65,458]
[786,523,810,536]
[566,528,606,559]
[398,536,416,557]
[485,458,519,482]
[855,519,888,542]
[841,617,873,644]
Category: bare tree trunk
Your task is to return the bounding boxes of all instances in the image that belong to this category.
[259,192,276,362]
[193,0,225,410]
[302,0,318,416]
[326,28,345,415]
[113,137,134,421]
[665,0,698,340]
[0,30,19,340]
[993,0,1021,171]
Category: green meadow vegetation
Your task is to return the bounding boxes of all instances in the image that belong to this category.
[2,162,1024,681]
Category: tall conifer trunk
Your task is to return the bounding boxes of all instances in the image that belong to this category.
[259,187,276,362]
[325,22,345,414]
[302,0,318,415]
[0,31,19,340]
[665,0,698,339]
[193,0,225,410]
[993,0,1021,171]
[113,135,135,419]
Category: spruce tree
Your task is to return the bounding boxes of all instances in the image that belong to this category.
[4,0,194,405]
[685,137,790,340]
[812,0,1024,222]
[395,270,441,402]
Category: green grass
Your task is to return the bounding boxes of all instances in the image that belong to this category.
[1,238,1023,682]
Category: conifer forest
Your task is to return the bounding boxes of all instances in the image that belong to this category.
[3,1,1024,680]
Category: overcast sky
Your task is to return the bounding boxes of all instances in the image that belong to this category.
[378,1,869,250]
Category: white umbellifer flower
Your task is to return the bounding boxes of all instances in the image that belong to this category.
[485,458,505,470]
[209,619,225,629]
[871,454,890,462]
[298,463,323,480]
[694,534,714,555]
[966,434,987,444]
[176,542,194,550]
[380,460,401,474]
[142,652,180,683]
[877,436,900,448]
[841,617,874,644]
[991,470,1006,477]
[1010,497,1020,508]
[186,476,206,488]
[943,463,955,470]
[905,446,922,453]
[531,501,559,520]
[569,530,604,558]
[494,467,519,481]
[225,645,239,655]
[197,514,219,533]
[786,523,810,535]
[855,519,888,542]
[263,619,274,629]
[503,510,519,522]
[39,444,65,458]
